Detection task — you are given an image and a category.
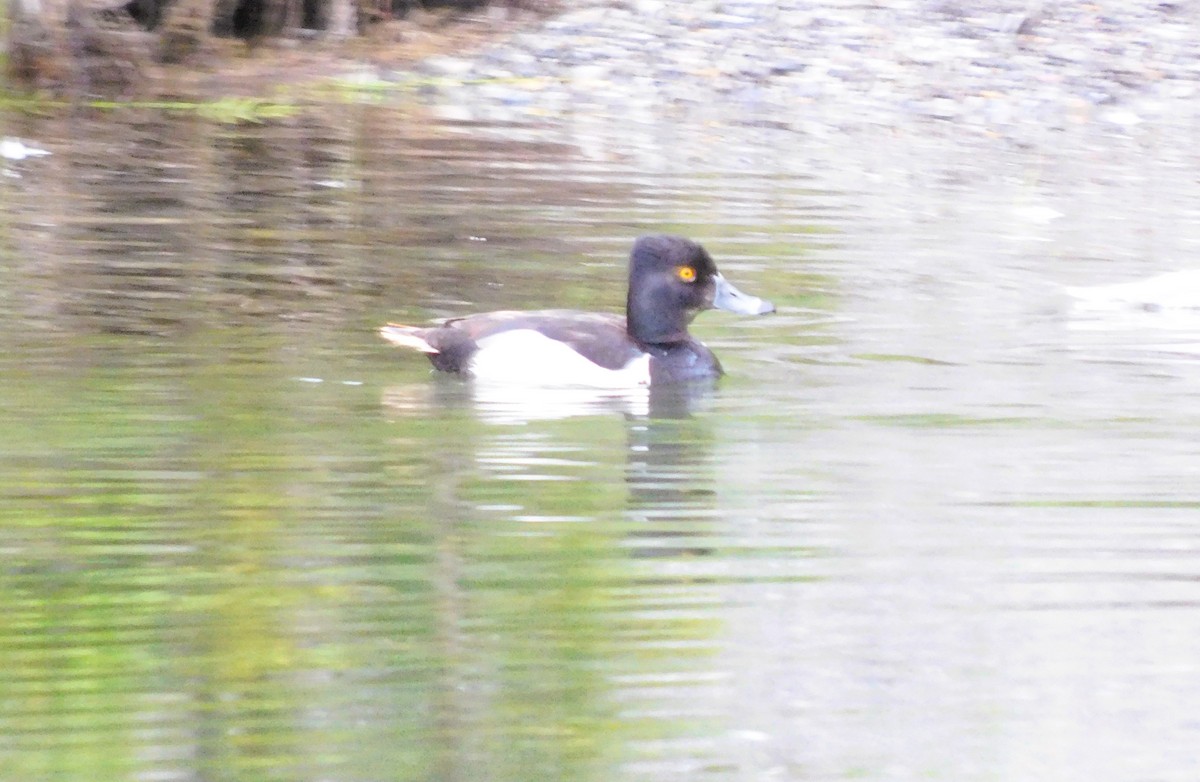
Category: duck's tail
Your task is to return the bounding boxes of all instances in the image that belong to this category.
[379,324,439,354]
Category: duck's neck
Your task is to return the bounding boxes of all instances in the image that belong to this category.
[627,287,690,346]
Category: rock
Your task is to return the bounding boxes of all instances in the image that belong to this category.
[419,0,1198,143]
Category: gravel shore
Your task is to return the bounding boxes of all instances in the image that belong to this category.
[415,0,1200,141]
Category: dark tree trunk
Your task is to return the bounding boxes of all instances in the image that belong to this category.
[157,0,215,63]
[7,0,65,86]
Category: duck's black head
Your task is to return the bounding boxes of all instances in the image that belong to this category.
[626,234,774,346]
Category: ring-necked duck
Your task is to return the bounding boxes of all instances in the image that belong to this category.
[380,234,774,387]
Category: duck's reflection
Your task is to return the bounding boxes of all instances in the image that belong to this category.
[381,376,721,548]
[380,376,723,776]
[623,382,720,559]
[381,376,717,426]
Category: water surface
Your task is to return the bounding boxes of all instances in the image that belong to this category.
[2,99,1200,782]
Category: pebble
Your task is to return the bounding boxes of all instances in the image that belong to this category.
[407,0,1200,142]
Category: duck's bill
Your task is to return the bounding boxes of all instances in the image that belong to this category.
[712,273,775,315]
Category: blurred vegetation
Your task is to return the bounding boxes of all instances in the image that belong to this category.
[2,0,564,96]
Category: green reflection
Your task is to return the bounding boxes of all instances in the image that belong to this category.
[0,327,725,782]
[0,105,818,782]
[0,331,433,782]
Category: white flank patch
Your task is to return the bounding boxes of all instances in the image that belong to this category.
[470,329,651,389]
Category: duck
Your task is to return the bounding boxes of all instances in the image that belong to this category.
[379,234,775,388]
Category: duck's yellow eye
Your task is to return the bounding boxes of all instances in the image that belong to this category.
[676,266,697,283]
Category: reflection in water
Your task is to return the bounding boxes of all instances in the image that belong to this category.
[618,401,733,775]
[625,387,719,561]
[5,114,364,336]
[384,378,650,425]
[381,371,730,778]
[382,375,718,426]
[470,382,651,425]
[4,101,1200,782]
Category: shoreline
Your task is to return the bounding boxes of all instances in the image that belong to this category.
[9,0,1199,148]
[405,1,1200,144]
